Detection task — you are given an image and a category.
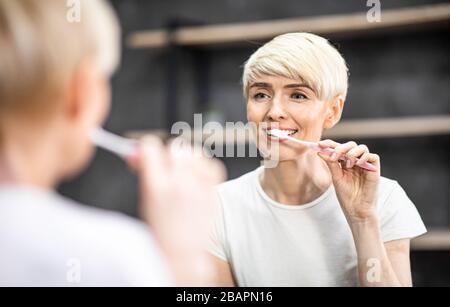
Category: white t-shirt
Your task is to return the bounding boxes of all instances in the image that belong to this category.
[0,185,172,287]
[209,166,427,287]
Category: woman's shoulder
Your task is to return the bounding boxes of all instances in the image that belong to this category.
[376,177,426,241]
[377,176,403,200]
[376,176,416,211]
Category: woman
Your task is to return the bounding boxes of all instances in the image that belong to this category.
[208,32,426,287]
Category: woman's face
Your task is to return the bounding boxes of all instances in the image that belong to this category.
[247,75,332,161]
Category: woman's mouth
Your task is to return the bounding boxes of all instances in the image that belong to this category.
[263,128,299,142]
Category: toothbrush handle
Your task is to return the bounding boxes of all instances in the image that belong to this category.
[283,136,377,172]
[317,147,377,172]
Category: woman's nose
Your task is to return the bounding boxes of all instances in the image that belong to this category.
[266,99,288,121]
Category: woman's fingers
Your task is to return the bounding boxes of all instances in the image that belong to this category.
[318,140,377,171]
[167,139,226,185]
[318,139,339,149]
[330,141,357,162]
[319,140,359,161]
[356,152,380,169]
[317,151,342,179]
[138,136,170,188]
[345,144,369,168]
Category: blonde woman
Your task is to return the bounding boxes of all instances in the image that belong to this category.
[0,0,223,286]
[209,33,426,287]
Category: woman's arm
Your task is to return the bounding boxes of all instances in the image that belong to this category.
[210,255,236,287]
[350,217,412,286]
[136,137,226,286]
[318,139,413,287]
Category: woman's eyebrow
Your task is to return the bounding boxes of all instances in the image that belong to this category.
[284,83,313,91]
[249,82,314,93]
[249,82,272,89]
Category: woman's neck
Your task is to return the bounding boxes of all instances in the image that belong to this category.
[260,152,332,205]
[0,131,60,190]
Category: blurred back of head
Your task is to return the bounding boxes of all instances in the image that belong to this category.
[0,0,120,134]
[0,0,121,183]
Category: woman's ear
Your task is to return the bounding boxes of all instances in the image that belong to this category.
[323,95,345,129]
[65,57,110,128]
[65,57,96,123]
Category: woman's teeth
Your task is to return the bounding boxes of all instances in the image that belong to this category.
[266,129,298,137]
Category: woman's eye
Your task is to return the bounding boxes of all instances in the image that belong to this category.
[291,93,307,100]
[253,93,270,100]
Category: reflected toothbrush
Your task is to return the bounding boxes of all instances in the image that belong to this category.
[90,128,138,160]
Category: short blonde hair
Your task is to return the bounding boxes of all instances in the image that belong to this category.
[242,32,348,101]
[0,0,120,116]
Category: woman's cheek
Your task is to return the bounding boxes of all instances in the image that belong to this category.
[292,106,326,141]
[247,103,265,123]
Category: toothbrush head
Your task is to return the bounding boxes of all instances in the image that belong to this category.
[268,128,318,149]
[269,129,290,139]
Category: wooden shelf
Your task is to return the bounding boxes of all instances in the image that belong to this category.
[412,229,450,251]
[128,3,450,49]
[126,115,450,145]
[323,115,450,139]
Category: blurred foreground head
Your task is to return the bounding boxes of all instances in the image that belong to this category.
[0,0,121,184]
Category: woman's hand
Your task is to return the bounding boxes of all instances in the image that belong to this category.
[318,140,411,287]
[132,136,226,286]
[317,140,381,223]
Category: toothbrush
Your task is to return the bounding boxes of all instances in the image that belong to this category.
[90,128,138,160]
[269,129,377,172]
